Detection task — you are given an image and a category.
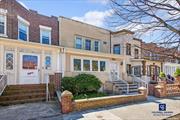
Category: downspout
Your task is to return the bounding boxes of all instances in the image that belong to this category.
[110,31,112,53]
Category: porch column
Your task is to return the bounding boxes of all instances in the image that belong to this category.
[14,47,18,84]
[41,50,45,83]
[0,45,4,74]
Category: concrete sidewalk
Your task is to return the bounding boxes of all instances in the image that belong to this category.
[63,96,180,120]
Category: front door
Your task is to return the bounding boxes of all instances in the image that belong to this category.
[19,53,40,84]
[110,62,119,81]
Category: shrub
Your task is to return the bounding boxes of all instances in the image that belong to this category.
[159,72,166,78]
[61,77,77,94]
[174,68,180,77]
[75,74,102,94]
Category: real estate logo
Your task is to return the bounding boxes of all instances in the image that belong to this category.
[159,103,166,111]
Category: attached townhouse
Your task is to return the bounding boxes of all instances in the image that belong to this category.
[0,0,63,85]
[2,0,178,88]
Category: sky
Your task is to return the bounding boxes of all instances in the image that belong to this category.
[17,0,161,42]
[17,0,112,28]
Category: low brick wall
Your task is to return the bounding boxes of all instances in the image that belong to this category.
[74,94,146,111]
[148,84,157,96]
[60,87,147,113]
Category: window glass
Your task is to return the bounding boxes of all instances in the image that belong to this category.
[23,55,37,69]
[100,61,106,71]
[127,64,132,75]
[113,44,121,54]
[6,53,13,70]
[126,43,131,55]
[75,37,82,49]
[18,21,28,41]
[134,49,139,59]
[83,60,90,71]
[41,29,51,44]
[94,41,99,52]
[134,66,141,77]
[74,59,81,71]
[85,39,91,50]
[0,15,5,34]
[92,60,98,71]
[45,56,51,70]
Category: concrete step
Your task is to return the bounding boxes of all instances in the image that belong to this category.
[0,98,46,106]
[0,93,46,102]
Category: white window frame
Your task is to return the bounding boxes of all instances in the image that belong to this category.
[5,51,14,71]
[71,56,107,72]
[0,9,7,37]
[75,36,83,49]
[18,16,30,41]
[94,40,100,52]
[40,25,52,45]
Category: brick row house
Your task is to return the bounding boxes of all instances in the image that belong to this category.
[0,0,179,90]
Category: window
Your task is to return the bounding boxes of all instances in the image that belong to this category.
[100,61,106,71]
[45,56,51,70]
[127,64,132,75]
[18,16,29,41]
[74,59,81,71]
[0,15,5,35]
[94,41,99,52]
[22,55,37,69]
[75,37,83,49]
[83,60,90,71]
[40,25,51,45]
[6,53,13,70]
[134,49,139,59]
[0,9,7,36]
[126,43,131,55]
[85,39,91,50]
[92,60,98,71]
[113,44,121,54]
[134,66,141,77]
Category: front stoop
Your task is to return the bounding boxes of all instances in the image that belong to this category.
[0,84,47,106]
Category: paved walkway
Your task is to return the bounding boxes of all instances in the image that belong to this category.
[0,101,63,120]
[0,96,179,120]
[63,96,180,120]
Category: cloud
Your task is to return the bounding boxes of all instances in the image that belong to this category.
[17,1,29,10]
[72,9,113,27]
[88,0,109,5]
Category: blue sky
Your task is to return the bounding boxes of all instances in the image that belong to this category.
[17,0,158,42]
[17,0,111,28]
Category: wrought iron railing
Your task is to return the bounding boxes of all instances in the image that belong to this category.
[0,75,7,96]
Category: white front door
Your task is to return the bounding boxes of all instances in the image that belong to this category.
[110,62,119,81]
[19,53,40,84]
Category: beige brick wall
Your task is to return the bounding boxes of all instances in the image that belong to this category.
[59,17,111,53]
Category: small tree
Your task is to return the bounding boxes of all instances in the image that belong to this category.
[174,68,180,77]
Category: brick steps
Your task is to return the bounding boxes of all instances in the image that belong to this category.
[0,98,46,106]
[0,84,47,106]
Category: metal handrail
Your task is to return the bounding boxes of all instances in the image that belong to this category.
[110,72,129,94]
[131,74,148,89]
[0,75,7,96]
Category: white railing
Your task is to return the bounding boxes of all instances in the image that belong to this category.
[110,71,129,94]
[131,75,148,90]
[0,75,7,96]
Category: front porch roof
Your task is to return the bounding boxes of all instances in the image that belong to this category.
[65,47,124,60]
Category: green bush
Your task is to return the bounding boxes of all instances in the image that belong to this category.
[61,77,77,94]
[174,68,180,77]
[74,92,107,100]
[61,74,102,95]
[159,72,166,78]
[75,74,102,94]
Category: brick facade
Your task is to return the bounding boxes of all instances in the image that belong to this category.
[0,0,59,46]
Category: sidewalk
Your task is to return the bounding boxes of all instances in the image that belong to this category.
[63,96,180,120]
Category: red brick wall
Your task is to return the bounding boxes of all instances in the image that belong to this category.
[0,0,59,46]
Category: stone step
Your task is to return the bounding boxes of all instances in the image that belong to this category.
[2,89,46,96]
[0,98,46,106]
[0,93,46,102]
[6,84,46,90]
